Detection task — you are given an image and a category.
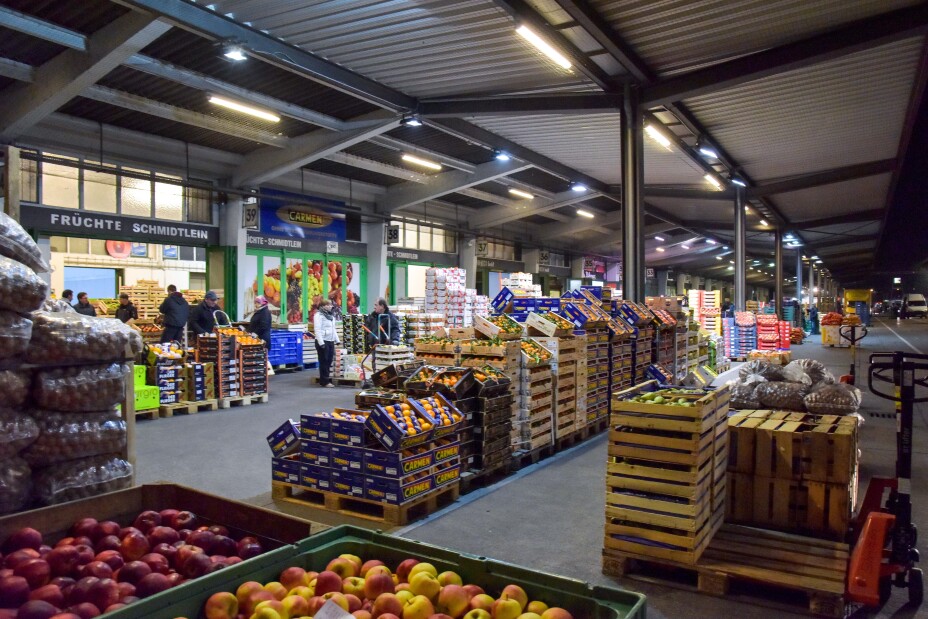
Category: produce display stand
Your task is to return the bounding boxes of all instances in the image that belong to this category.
[113,525,647,619]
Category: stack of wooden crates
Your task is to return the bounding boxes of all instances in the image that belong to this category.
[605,381,730,564]
[119,280,163,320]
[727,410,858,539]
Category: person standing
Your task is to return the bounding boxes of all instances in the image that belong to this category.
[189,290,224,336]
[366,297,401,346]
[313,299,340,387]
[61,289,74,305]
[115,293,138,323]
[248,295,272,349]
[73,292,97,317]
[159,284,189,343]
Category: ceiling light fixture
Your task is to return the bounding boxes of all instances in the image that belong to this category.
[698,145,719,159]
[208,96,279,122]
[815,260,823,264]
[730,177,747,187]
[716,256,722,260]
[576,208,594,218]
[222,42,247,61]
[571,182,588,192]
[811,255,820,260]
[656,247,665,252]
[644,124,672,150]
[654,235,665,242]
[494,150,510,161]
[759,219,769,226]
[401,153,442,170]
[706,239,717,245]
[508,188,534,199]
[704,174,723,190]
[515,25,572,69]
[681,244,690,250]
[768,262,775,267]
[401,115,423,127]
[723,245,729,250]
[728,266,734,271]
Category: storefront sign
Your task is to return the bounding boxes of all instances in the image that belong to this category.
[386,248,457,265]
[477,258,524,272]
[242,200,259,229]
[537,264,571,277]
[259,188,346,242]
[246,232,366,256]
[19,204,219,245]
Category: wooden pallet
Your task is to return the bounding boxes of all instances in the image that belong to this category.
[271,363,304,373]
[510,443,555,471]
[459,463,512,494]
[271,481,459,526]
[315,377,364,388]
[159,399,219,417]
[218,393,269,409]
[602,523,848,618]
[555,420,606,451]
[134,408,159,421]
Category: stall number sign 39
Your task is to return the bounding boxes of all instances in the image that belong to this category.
[242,201,259,229]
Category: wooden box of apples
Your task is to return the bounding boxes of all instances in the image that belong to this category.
[110,525,646,619]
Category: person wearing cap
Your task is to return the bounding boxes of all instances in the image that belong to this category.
[248,295,272,350]
[115,293,138,323]
[189,290,222,335]
[159,284,189,343]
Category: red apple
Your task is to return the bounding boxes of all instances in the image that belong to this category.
[371,592,404,618]
[115,561,151,585]
[50,577,76,594]
[361,559,386,577]
[158,509,179,524]
[0,574,32,607]
[94,536,120,553]
[133,511,162,534]
[177,529,192,541]
[223,556,242,567]
[151,542,178,564]
[312,570,343,596]
[5,548,41,569]
[118,532,150,562]
[15,558,51,588]
[211,535,237,558]
[38,545,52,559]
[237,542,262,560]
[78,561,112,580]
[174,545,205,571]
[67,577,98,605]
[147,526,179,547]
[278,566,306,591]
[30,583,65,607]
[116,581,135,600]
[120,595,139,604]
[17,600,59,619]
[85,577,119,612]
[396,559,419,583]
[93,551,123,572]
[169,511,197,530]
[185,530,215,553]
[204,590,238,619]
[66,602,101,619]
[47,546,81,578]
[344,593,362,613]
[70,520,97,539]
[103,604,126,613]
[207,525,229,537]
[55,538,76,548]
[364,572,395,599]
[165,572,184,587]
[242,590,275,616]
[135,572,171,598]
[181,552,211,578]
[90,521,120,543]
[462,584,484,598]
[49,614,82,619]
[141,553,170,575]
[118,527,141,540]
[326,556,358,579]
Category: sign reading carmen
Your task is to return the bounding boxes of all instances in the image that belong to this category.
[260,188,346,242]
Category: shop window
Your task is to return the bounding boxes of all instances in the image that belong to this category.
[154,176,184,221]
[90,240,108,256]
[431,229,444,253]
[20,158,37,203]
[186,185,212,224]
[41,162,79,209]
[549,252,566,267]
[121,174,152,218]
[83,169,117,214]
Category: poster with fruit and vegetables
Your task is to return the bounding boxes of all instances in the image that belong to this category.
[285,259,303,324]
[328,261,344,312]
[307,259,324,321]
[346,261,361,314]
[254,257,281,322]
[241,254,258,319]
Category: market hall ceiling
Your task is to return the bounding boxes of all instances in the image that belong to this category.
[0,0,926,286]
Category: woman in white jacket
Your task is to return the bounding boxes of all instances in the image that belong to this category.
[313,299,340,387]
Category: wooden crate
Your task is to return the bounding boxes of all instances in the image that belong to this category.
[727,410,771,474]
[726,472,754,523]
[803,420,857,484]
[608,426,715,467]
[754,415,806,480]
[604,504,723,565]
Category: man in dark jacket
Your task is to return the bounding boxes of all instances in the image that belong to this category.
[115,293,138,323]
[189,290,224,336]
[74,292,96,317]
[248,295,272,349]
[366,297,401,346]
[159,284,189,343]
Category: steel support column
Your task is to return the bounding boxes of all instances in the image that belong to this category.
[809,263,816,308]
[621,84,644,301]
[796,251,803,307]
[734,187,746,311]
[775,228,783,318]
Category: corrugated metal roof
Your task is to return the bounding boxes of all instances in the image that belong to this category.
[304,159,405,187]
[646,196,740,223]
[0,26,65,66]
[472,113,708,184]
[776,174,892,223]
[684,38,922,181]
[7,0,130,37]
[386,125,492,165]
[209,0,591,97]
[58,98,264,155]
[586,0,921,77]
[140,29,380,120]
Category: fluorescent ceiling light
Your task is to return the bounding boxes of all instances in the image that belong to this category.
[704,174,723,190]
[730,177,747,187]
[811,255,819,260]
[759,219,769,226]
[722,245,729,250]
[209,96,279,122]
[815,260,823,264]
[222,44,247,61]
[576,208,595,218]
[706,239,717,245]
[644,124,672,150]
[716,256,722,260]
[516,25,571,69]
[768,262,775,267]
[729,260,735,264]
[401,116,423,127]
[699,146,719,159]
[655,247,665,252]
[681,244,690,250]
[508,188,534,199]
[402,153,442,170]
[654,235,665,242]
[728,266,734,270]
[571,183,588,192]
[494,150,510,161]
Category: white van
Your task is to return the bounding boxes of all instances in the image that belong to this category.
[903,294,927,318]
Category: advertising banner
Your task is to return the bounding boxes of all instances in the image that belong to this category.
[259,188,346,243]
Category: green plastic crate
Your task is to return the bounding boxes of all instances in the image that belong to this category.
[135,385,160,411]
[108,525,646,619]
[134,364,147,387]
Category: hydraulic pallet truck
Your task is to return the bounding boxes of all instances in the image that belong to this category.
[847,351,926,606]
[838,324,868,385]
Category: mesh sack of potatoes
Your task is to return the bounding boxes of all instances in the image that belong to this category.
[739,359,784,382]
[40,298,76,313]
[792,358,835,386]
[34,363,129,412]
[730,381,762,409]
[32,454,132,506]
[26,311,143,364]
[0,369,31,408]
[0,456,31,515]
[0,409,39,460]
[0,312,32,361]
[0,212,49,274]
[19,409,126,467]
[755,381,808,411]
[804,383,863,415]
[780,360,813,387]
[0,256,48,313]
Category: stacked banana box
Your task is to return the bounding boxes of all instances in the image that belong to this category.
[513,345,554,452]
[605,381,730,565]
[533,336,582,440]
[727,410,858,539]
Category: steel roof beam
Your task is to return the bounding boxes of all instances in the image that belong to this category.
[792,209,885,229]
[418,93,622,117]
[378,159,532,214]
[233,116,400,187]
[809,236,877,250]
[0,5,87,51]
[0,58,35,83]
[0,11,171,141]
[642,4,928,106]
[750,159,897,197]
[111,0,416,112]
[473,190,598,229]
[457,188,568,223]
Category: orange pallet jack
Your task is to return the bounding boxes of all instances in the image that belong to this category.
[847,351,925,606]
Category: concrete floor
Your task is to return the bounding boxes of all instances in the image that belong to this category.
[136,317,928,618]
